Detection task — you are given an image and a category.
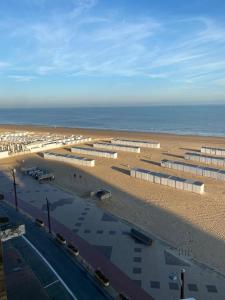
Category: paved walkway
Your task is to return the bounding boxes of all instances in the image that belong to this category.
[1,174,153,300]
[1,170,225,300]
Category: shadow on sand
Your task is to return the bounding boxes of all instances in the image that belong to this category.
[162,153,184,159]
[2,157,225,280]
[140,159,161,166]
[180,147,201,153]
[111,166,130,176]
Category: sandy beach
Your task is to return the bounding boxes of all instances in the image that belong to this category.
[1,124,225,275]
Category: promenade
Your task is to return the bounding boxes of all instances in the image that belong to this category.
[1,169,225,300]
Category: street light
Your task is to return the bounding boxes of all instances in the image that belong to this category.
[10,168,18,211]
[169,269,185,299]
[46,197,51,234]
[180,269,185,299]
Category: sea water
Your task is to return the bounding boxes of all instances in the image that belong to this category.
[0,105,225,137]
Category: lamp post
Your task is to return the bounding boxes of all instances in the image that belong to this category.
[180,269,185,299]
[11,168,18,211]
[169,268,185,299]
[46,197,51,234]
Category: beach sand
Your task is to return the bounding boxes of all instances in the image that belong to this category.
[1,124,225,274]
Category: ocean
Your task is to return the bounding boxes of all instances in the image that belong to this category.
[0,105,225,137]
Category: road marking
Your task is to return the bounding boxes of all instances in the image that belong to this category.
[44,279,59,289]
[22,235,77,300]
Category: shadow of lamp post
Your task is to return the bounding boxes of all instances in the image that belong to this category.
[10,168,18,212]
[46,197,51,234]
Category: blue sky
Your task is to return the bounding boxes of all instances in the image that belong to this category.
[1,0,225,107]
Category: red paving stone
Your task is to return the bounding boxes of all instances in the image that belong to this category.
[5,195,155,300]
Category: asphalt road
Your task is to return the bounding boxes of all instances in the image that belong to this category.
[0,201,112,300]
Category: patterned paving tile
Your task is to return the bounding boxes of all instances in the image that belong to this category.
[134,248,142,253]
[42,198,74,212]
[133,280,142,287]
[133,256,142,262]
[109,230,116,235]
[75,223,82,227]
[169,282,179,290]
[133,257,142,262]
[134,239,142,244]
[206,285,218,293]
[84,229,91,233]
[78,217,84,221]
[150,281,160,289]
[133,267,142,274]
[164,251,190,266]
[101,213,118,222]
[188,283,198,292]
[96,230,103,234]
[94,245,112,259]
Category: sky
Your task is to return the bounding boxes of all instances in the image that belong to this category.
[1,0,225,107]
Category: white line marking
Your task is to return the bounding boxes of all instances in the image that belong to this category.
[44,279,59,289]
[22,235,77,300]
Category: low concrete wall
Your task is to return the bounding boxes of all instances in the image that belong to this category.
[111,139,160,149]
[71,147,117,159]
[93,143,140,153]
[201,146,225,157]
[185,152,225,167]
[130,167,204,194]
[43,152,95,167]
[161,159,225,181]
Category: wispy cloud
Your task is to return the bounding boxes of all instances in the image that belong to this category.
[69,0,98,17]
[1,0,225,90]
[0,61,10,69]
[8,75,35,82]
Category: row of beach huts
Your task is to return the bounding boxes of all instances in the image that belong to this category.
[2,132,225,195]
[40,136,225,195]
[185,152,225,167]
[0,130,92,158]
[130,168,204,194]
[42,138,161,167]
[161,159,225,181]
[130,146,225,194]
[46,139,225,194]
